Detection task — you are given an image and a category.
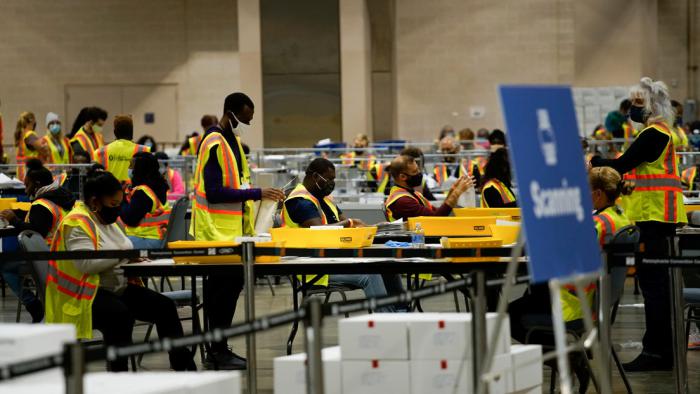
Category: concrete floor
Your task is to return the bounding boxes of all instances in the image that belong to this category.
[1,277,698,393]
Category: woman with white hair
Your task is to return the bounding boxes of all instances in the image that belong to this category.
[590,77,685,372]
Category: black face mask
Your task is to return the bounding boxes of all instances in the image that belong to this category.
[314,173,335,197]
[629,106,646,123]
[405,172,423,188]
[676,116,683,127]
[97,206,121,224]
[354,149,365,156]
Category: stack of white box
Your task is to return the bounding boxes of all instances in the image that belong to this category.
[0,323,241,394]
[274,313,543,394]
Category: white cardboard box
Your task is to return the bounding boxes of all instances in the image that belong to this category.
[341,360,410,394]
[273,346,341,394]
[339,314,416,360]
[488,353,515,394]
[0,371,241,394]
[408,313,511,360]
[410,359,471,394]
[510,344,543,391]
[0,324,75,365]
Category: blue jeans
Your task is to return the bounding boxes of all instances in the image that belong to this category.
[329,274,397,313]
[128,236,163,250]
[1,261,37,306]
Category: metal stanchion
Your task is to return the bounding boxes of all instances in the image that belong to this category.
[671,266,688,394]
[304,298,325,394]
[472,270,488,394]
[64,343,84,394]
[549,279,573,394]
[597,259,613,394]
[242,241,257,394]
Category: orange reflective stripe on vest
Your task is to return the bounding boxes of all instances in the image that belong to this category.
[46,262,97,300]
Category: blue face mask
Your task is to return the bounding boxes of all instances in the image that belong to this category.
[128,169,134,179]
[49,123,61,135]
[629,106,646,123]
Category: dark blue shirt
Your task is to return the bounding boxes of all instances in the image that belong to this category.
[285,197,342,225]
[203,126,261,203]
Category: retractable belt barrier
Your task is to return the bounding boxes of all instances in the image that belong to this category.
[0,274,482,382]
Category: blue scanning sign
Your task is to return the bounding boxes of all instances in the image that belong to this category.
[499,85,602,283]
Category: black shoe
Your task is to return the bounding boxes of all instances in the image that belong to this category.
[622,353,673,372]
[203,348,247,370]
[25,299,44,323]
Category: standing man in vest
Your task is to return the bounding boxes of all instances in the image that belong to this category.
[93,115,150,184]
[591,77,686,371]
[385,155,473,222]
[191,92,284,369]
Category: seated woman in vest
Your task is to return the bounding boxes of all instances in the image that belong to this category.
[119,152,170,250]
[46,167,195,371]
[384,155,473,221]
[282,158,403,312]
[0,159,76,322]
[508,167,632,392]
[155,152,186,202]
[480,148,517,208]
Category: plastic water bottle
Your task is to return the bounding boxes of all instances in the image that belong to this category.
[412,223,425,248]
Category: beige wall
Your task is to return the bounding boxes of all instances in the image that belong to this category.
[394,0,568,141]
[0,0,240,149]
[392,0,691,142]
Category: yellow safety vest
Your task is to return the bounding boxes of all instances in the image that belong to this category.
[671,126,688,150]
[682,166,697,191]
[93,140,150,182]
[480,179,516,208]
[433,161,474,185]
[45,201,101,339]
[183,135,202,156]
[384,186,433,222]
[55,172,68,186]
[70,127,104,157]
[190,130,255,241]
[42,135,71,165]
[376,163,391,194]
[622,122,686,224]
[124,185,171,240]
[281,183,341,287]
[16,129,39,181]
[559,205,631,322]
[27,198,68,244]
[621,121,638,151]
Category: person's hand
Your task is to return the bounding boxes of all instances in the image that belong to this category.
[451,176,475,196]
[0,209,16,222]
[348,218,366,228]
[261,188,285,202]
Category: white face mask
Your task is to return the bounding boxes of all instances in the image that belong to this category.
[228,111,250,134]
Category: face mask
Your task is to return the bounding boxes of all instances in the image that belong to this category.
[629,106,646,123]
[92,123,103,133]
[406,172,423,188]
[128,169,134,179]
[49,124,61,135]
[314,173,335,197]
[97,205,121,224]
[145,141,154,149]
[676,116,683,127]
[228,112,250,134]
[354,149,365,156]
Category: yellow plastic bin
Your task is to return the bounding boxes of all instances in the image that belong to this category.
[440,236,504,262]
[407,217,496,237]
[0,198,17,211]
[453,207,521,221]
[167,240,284,264]
[270,227,377,248]
[489,223,520,245]
[11,202,32,212]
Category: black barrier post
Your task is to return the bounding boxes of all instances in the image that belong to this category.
[242,241,257,394]
[304,297,324,394]
[64,343,84,394]
[472,271,488,394]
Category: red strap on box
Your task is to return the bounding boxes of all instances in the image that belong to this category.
[368,320,374,328]
[441,360,448,369]
[372,360,379,368]
[438,320,445,329]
